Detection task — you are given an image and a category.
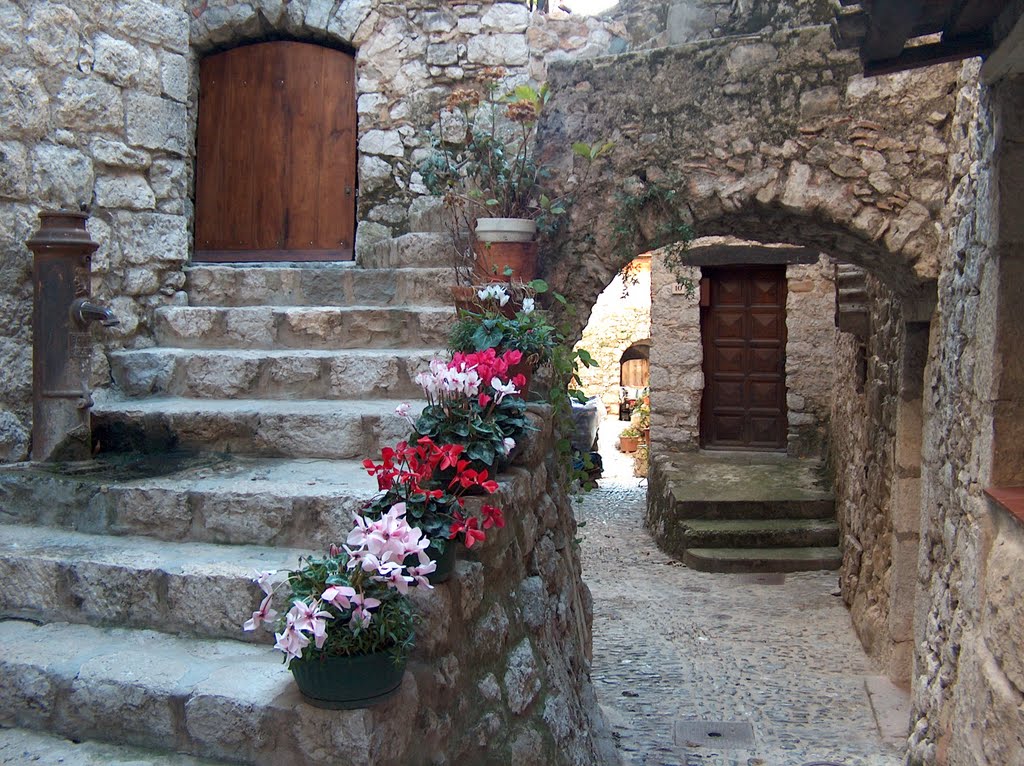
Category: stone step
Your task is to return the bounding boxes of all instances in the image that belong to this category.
[0,523,305,642]
[185,265,454,308]
[0,455,375,548]
[678,518,840,549]
[0,727,227,765]
[109,347,439,400]
[666,490,836,521]
[92,396,420,459]
[0,618,419,764]
[356,232,451,269]
[682,546,843,573]
[153,305,454,350]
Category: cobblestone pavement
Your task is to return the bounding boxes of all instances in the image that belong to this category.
[577,420,908,766]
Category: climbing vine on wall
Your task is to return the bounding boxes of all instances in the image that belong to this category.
[611,178,696,294]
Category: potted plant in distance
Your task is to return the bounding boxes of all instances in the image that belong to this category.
[242,507,433,709]
[361,435,507,582]
[420,68,612,284]
[618,426,641,454]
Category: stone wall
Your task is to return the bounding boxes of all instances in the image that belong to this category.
[829,274,905,683]
[540,27,961,344]
[648,251,835,456]
[908,63,1024,766]
[784,256,836,457]
[614,0,835,48]
[0,0,624,462]
[398,409,612,766]
[574,256,651,413]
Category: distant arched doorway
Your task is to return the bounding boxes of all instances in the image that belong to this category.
[619,341,650,420]
[194,41,356,263]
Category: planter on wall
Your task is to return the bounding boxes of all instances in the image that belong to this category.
[474,218,538,283]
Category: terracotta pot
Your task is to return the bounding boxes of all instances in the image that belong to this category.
[473,240,538,283]
[619,435,640,453]
[475,217,537,243]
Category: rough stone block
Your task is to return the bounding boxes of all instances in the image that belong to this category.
[30,145,93,208]
[93,34,141,86]
[55,76,124,132]
[0,68,48,138]
[125,92,188,154]
[0,141,28,199]
[504,639,541,715]
[95,174,156,211]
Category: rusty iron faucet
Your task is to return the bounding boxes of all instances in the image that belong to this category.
[26,211,119,462]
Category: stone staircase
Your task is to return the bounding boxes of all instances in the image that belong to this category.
[646,451,841,573]
[0,233,464,763]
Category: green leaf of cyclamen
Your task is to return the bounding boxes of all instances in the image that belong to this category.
[572,142,592,159]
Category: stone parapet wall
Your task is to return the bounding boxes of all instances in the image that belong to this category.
[390,408,611,765]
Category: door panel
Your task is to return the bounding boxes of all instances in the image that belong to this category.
[195,41,356,262]
[700,266,788,450]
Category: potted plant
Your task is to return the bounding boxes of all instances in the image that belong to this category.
[619,426,641,454]
[361,435,507,583]
[420,69,612,284]
[631,396,651,445]
[409,348,531,472]
[242,506,433,709]
[448,281,562,394]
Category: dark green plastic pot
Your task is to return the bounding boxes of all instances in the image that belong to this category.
[427,540,456,584]
[289,649,406,709]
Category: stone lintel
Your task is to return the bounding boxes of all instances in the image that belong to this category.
[680,244,821,267]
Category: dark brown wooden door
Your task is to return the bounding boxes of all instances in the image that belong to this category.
[700,266,788,450]
[194,42,356,262]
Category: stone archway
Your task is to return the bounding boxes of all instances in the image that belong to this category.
[538,25,961,336]
[536,24,961,690]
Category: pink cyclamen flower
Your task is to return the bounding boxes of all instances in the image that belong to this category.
[395,401,415,425]
[321,585,356,610]
[349,593,381,629]
[287,599,332,634]
[243,593,277,632]
[273,624,309,662]
[251,570,277,595]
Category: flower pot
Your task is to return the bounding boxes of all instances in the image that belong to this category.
[619,435,639,453]
[473,240,538,283]
[290,648,406,709]
[426,540,456,584]
[642,427,650,445]
[475,217,537,243]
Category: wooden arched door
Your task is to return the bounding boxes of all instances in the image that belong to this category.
[194,41,356,262]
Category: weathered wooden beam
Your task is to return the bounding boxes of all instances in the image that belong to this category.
[864,31,992,76]
[861,0,926,62]
[680,244,821,267]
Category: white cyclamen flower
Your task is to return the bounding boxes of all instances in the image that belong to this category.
[521,297,535,314]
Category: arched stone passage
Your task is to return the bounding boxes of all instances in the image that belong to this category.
[538,25,962,336]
